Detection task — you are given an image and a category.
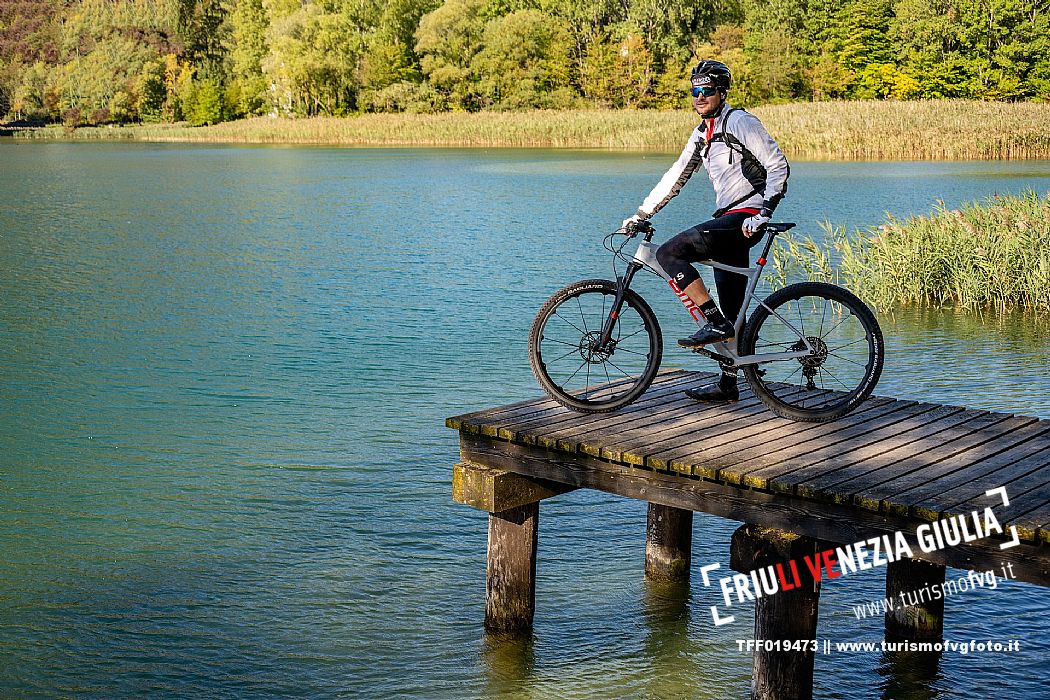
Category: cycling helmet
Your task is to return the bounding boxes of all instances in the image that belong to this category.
[691,60,731,92]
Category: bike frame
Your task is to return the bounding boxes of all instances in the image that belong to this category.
[598,225,815,368]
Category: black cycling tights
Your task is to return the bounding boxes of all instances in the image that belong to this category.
[655,212,763,324]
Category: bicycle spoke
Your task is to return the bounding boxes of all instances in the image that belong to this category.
[604,357,635,379]
[617,325,648,342]
[547,346,583,364]
[827,353,868,368]
[553,310,587,337]
[819,309,855,339]
[576,296,590,335]
[613,347,650,357]
[562,358,590,384]
[543,337,582,348]
[826,337,869,352]
[818,364,853,391]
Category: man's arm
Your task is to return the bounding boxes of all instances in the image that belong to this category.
[634,126,706,219]
[735,112,790,215]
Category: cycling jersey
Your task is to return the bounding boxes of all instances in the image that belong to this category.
[634,103,789,220]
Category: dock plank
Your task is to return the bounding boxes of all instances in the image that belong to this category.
[803,413,1036,509]
[869,420,1050,517]
[692,397,908,486]
[743,404,965,494]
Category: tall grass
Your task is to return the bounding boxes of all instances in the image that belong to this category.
[7,100,1050,159]
[776,191,1050,311]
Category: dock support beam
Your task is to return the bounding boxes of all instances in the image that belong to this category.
[885,558,945,641]
[645,503,693,582]
[486,503,539,632]
[452,462,576,633]
[732,525,822,700]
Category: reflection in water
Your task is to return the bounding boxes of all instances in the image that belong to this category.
[879,649,944,700]
[641,578,696,697]
[482,629,535,697]
[879,306,1050,417]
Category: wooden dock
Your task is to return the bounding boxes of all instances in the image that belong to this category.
[447,369,1050,699]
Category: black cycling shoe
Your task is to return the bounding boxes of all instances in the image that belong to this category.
[678,319,735,348]
[684,373,739,403]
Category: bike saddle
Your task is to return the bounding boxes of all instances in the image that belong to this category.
[765,222,796,233]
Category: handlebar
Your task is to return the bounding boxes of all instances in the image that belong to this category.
[620,220,796,236]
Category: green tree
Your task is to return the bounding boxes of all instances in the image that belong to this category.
[472,9,574,108]
[228,0,270,116]
[187,77,222,124]
[264,2,361,115]
[415,0,487,109]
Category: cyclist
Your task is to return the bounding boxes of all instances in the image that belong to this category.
[621,59,789,403]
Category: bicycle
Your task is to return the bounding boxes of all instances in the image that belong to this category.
[528,220,884,422]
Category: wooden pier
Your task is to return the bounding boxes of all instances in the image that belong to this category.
[447,369,1050,699]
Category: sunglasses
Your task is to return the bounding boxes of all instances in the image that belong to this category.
[691,85,718,98]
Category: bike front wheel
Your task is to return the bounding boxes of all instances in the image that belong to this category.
[529,279,663,413]
[739,282,884,423]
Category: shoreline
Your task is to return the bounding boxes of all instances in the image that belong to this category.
[4,101,1050,160]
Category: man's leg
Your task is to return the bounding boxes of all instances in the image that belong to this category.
[656,214,751,348]
[676,214,760,402]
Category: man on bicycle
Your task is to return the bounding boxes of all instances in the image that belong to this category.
[622,59,790,403]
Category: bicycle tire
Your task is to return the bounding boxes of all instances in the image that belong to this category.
[529,279,663,413]
[739,282,884,423]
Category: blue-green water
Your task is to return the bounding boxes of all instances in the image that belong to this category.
[1,143,1049,698]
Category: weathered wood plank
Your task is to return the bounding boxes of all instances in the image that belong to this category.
[658,395,905,482]
[452,369,691,435]
[805,413,1035,510]
[756,404,970,496]
[592,389,779,465]
[525,373,720,450]
[714,398,912,487]
[631,390,819,477]
[480,370,696,443]
[718,402,956,492]
[458,432,1050,586]
[947,474,1050,543]
[875,426,1050,521]
[853,417,1044,516]
[452,462,576,512]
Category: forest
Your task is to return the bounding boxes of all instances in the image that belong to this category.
[1,0,1048,127]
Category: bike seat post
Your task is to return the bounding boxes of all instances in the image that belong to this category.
[758,227,778,263]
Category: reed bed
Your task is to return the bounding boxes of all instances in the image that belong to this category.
[7,100,1050,159]
[776,191,1050,310]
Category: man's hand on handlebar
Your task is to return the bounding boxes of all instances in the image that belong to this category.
[620,214,642,233]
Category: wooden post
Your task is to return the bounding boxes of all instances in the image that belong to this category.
[731,525,822,700]
[885,558,946,641]
[452,462,575,633]
[485,502,539,633]
[645,503,693,582]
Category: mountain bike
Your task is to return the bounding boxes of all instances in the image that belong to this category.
[527,220,884,422]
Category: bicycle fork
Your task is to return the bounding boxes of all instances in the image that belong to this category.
[598,261,643,348]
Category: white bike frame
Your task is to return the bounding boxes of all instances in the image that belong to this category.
[630,237,815,367]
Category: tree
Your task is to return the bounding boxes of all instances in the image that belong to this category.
[264,2,362,116]
[228,0,270,115]
[415,0,487,109]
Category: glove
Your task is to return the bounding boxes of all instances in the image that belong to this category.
[621,214,643,232]
[742,212,771,237]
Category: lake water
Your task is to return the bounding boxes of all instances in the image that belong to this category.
[1,143,1049,698]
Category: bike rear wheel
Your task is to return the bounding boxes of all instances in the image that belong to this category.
[739,282,884,422]
[529,279,662,412]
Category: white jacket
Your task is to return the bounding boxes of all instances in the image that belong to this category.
[636,104,790,219]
